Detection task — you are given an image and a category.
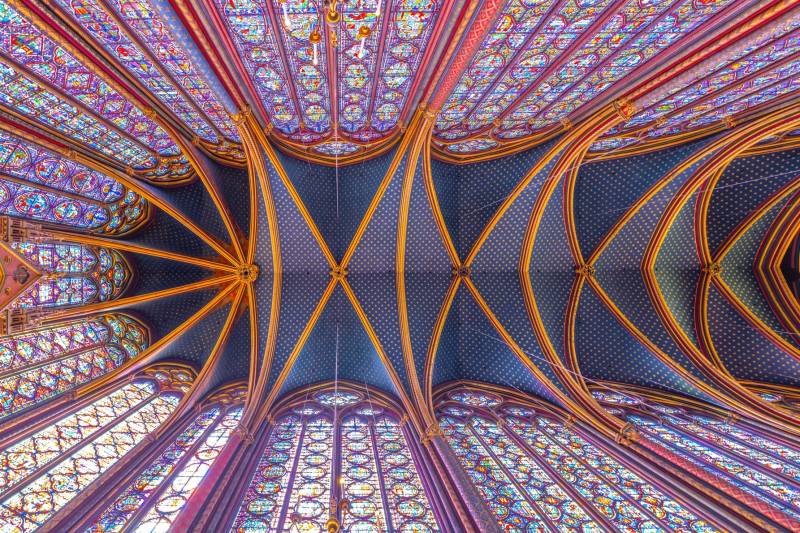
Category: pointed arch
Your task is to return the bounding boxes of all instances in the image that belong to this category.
[433,381,744,532]
[0,313,148,421]
[228,381,443,532]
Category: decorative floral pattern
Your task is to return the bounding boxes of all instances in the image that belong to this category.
[232,392,439,531]
[440,389,716,531]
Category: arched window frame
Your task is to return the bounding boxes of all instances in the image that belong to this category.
[0,362,196,531]
[743,382,800,413]
[0,313,149,425]
[434,381,724,532]
[590,383,800,526]
[63,381,249,532]
[8,240,134,312]
[224,382,445,532]
[0,130,152,236]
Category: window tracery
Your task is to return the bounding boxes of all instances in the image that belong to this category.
[231,387,440,532]
[86,384,247,532]
[0,314,148,419]
[593,388,800,523]
[49,0,243,162]
[437,385,716,532]
[212,0,440,150]
[0,365,193,531]
[432,0,798,156]
[10,242,131,310]
[0,131,148,235]
[0,1,191,181]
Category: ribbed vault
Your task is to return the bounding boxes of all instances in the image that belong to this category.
[2,1,800,530]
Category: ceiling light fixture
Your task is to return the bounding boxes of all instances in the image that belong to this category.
[310,29,321,66]
[357,25,371,59]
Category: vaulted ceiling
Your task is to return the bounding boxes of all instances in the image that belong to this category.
[1,0,800,439]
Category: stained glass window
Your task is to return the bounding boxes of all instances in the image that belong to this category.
[593,389,800,522]
[213,0,439,147]
[50,0,240,149]
[338,0,439,136]
[431,0,762,153]
[0,131,148,234]
[11,242,131,310]
[0,314,148,419]
[231,389,440,531]
[618,21,800,140]
[0,371,185,531]
[86,401,244,532]
[0,1,190,180]
[438,388,716,531]
[213,0,300,135]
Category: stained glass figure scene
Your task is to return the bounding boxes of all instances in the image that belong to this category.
[0,131,148,234]
[0,314,147,419]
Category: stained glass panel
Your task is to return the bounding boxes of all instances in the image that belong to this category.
[0,131,123,203]
[0,391,179,531]
[373,416,438,532]
[0,131,148,234]
[135,407,243,530]
[630,415,800,521]
[439,414,543,530]
[436,0,615,139]
[471,416,596,529]
[439,390,717,532]
[508,0,736,132]
[0,380,156,496]
[270,0,331,132]
[214,0,300,133]
[315,390,360,406]
[689,415,800,466]
[0,319,108,373]
[430,0,792,153]
[449,390,501,408]
[535,417,713,531]
[87,407,222,532]
[52,0,240,144]
[0,346,126,419]
[0,1,182,169]
[619,21,800,136]
[341,415,389,530]
[0,314,147,420]
[11,242,130,309]
[232,394,439,532]
[283,416,333,531]
[231,415,302,532]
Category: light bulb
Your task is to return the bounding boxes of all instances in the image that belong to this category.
[374,0,381,16]
[313,42,319,65]
[358,37,365,59]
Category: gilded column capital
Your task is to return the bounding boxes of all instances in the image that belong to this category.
[234,424,256,445]
[614,422,639,446]
[613,98,636,120]
[421,421,444,444]
[232,106,252,125]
